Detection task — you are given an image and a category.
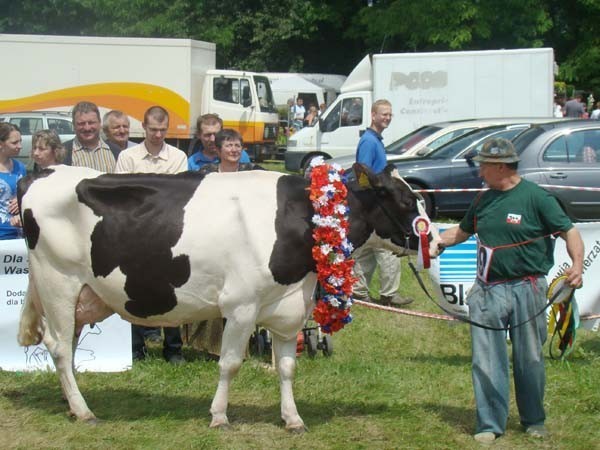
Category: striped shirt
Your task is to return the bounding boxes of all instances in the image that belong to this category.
[71,138,118,173]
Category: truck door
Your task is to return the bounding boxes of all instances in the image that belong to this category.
[211,76,256,143]
[318,95,367,158]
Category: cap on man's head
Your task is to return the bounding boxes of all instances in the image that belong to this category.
[473,138,520,163]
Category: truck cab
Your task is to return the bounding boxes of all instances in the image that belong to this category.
[203,70,279,160]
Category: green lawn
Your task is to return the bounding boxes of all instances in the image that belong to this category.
[1,262,598,449]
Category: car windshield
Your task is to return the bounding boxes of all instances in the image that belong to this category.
[428,126,507,160]
[386,125,442,155]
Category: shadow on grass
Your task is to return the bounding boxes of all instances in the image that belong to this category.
[2,377,413,429]
[420,402,472,434]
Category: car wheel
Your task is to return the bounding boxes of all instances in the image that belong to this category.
[409,182,435,220]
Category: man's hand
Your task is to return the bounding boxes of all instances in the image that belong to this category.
[429,238,445,258]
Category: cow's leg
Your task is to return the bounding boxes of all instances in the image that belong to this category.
[272,334,306,432]
[209,310,256,429]
[37,274,97,423]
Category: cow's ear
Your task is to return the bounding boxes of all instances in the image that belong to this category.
[353,163,382,190]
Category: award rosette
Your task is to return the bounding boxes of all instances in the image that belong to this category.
[412,216,431,269]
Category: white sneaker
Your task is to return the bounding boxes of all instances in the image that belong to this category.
[473,432,496,444]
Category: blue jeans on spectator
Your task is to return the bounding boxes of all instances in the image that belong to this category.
[468,276,547,435]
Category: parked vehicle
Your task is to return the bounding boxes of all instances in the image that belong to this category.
[360,124,537,218]
[515,120,600,222]
[0,111,75,167]
[0,34,279,160]
[285,48,555,172]
[328,117,560,171]
[265,73,346,108]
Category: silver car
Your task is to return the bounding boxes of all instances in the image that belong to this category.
[0,111,75,167]
[515,120,600,222]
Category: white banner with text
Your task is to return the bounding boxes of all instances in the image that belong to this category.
[0,239,131,372]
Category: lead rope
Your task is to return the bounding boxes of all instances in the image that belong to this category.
[407,261,555,331]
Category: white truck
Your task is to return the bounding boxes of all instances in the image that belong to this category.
[0,34,279,160]
[285,48,555,172]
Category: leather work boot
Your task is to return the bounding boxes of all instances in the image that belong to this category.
[380,294,414,307]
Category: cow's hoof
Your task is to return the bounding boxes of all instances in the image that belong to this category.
[286,424,307,434]
[83,417,101,426]
[209,416,231,430]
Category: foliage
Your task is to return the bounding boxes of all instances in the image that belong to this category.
[1,1,600,92]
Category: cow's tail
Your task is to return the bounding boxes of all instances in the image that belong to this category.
[17,279,45,347]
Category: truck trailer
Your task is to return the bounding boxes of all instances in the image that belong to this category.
[285,48,555,172]
[0,34,279,160]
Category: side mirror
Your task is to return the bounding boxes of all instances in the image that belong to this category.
[242,97,252,108]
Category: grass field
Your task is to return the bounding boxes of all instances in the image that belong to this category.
[1,261,598,450]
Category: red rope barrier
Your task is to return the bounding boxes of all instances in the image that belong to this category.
[353,299,459,321]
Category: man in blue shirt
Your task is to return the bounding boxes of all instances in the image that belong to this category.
[188,114,250,170]
[354,99,413,306]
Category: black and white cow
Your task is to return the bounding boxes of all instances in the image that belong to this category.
[17,163,430,430]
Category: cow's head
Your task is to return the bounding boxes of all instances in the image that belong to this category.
[348,163,435,256]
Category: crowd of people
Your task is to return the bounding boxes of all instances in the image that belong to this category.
[554,92,600,119]
[287,97,322,132]
[0,96,586,444]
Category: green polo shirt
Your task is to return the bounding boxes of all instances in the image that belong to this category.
[460,179,573,281]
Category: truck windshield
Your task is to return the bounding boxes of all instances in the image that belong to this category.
[254,76,277,113]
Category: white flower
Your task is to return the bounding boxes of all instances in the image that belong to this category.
[321,183,336,195]
[329,297,341,308]
[327,275,344,287]
[333,253,345,264]
[341,240,354,253]
[320,243,332,255]
[334,203,347,215]
[328,171,341,183]
[310,156,325,167]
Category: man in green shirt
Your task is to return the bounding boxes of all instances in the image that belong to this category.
[430,138,584,444]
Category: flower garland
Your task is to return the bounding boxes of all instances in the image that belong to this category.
[309,157,356,334]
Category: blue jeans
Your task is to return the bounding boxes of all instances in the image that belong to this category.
[468,277,547,435]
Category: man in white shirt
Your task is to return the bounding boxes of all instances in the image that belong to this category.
[115,106,187,174]
[291,97,306,130]
[115,105,188,364]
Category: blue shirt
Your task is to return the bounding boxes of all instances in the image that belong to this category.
[187,141,251,171]
[356,128,387,173]
[0,159,27,240]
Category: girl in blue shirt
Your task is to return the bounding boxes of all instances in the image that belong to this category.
[0,123,27,240]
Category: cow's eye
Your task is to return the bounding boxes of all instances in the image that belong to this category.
[375,187,388,198]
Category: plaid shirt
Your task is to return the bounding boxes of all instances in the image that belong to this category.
[71,138,117,173]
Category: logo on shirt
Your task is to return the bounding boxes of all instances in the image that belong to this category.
[506,213,522,225]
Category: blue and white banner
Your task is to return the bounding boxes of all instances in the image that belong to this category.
[0,239,131,372]
[428,222,600,331]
